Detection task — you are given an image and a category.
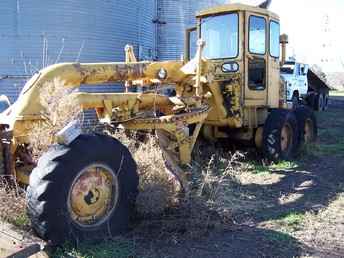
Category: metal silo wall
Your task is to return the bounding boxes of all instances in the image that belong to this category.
[138,0,157,60]
[157,0,228,60]
[0,0,156,103]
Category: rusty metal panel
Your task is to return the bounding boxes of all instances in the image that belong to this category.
[157,0,228,60]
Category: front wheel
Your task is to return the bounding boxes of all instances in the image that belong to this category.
[263,109,299,161]
[26,134,138,245]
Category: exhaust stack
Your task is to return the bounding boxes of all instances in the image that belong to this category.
[258,0,272,9]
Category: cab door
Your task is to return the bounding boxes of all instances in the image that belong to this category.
[244,13,268,106]
[298,64,309,95]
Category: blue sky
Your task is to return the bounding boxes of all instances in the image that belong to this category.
[235,0,344,72]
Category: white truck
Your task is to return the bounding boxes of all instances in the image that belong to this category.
[281,61,330,111]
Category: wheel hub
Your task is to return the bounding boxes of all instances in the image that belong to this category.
[68,164,118,226]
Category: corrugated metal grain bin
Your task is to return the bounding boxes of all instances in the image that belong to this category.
[0,0,156,102]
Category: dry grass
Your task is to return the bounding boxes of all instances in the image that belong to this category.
[0,176,29,228]
[133,135,177,216]
[28,78,82,160]
[111,131,247,237]
[111,131,177,216]
[189,149,246,221]
[293,193,344,256]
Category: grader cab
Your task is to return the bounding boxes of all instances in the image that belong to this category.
[0,3,317,244]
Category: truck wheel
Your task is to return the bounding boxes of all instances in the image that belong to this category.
[314,94,324,111]
[294,106,317,147]
[322,93,329,111]
[26,134,138,245]
[305,94,313,110]
[263,109,299,161]
[292,95,300,109]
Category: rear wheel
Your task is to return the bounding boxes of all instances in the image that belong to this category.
[294,106,317,147]
[263,109,299,161]
[292,93,300,110]
[322,93,329,111]
[315,93,324,111]
[26,134,138,245]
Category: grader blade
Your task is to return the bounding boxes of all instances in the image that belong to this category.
[156,129,190,193]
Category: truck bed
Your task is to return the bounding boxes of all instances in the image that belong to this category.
[308,69,332,93]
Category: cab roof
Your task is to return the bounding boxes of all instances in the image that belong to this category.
[196,3,279,20]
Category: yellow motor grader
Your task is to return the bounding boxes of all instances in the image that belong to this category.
[0,3,317,244]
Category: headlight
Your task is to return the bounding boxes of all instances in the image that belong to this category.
[221,62,239,73]
[157,68,167,80]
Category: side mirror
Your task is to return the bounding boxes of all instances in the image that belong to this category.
[303,64,309,75]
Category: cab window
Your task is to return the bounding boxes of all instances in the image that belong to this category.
[270,20,280,58]
[295,63,301,76]
[249,16,266,55]
[201,13,239,59]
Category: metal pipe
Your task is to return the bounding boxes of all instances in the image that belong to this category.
[280,34,289,66]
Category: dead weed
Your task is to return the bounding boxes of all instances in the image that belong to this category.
[28,78,82,160]
[112,131,248,237]
[0,176,29,229]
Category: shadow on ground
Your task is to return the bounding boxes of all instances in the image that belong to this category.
[232,106,344,225]
[132,225,303,258]
[230,155,344,224]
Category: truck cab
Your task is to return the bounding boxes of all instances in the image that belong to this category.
[281,60,330,111]
[281,61,309,104]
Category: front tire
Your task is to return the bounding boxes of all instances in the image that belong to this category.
[263,109,299,161]
[26,134,138,245]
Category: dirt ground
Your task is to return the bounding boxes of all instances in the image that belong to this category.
[1,100,344,258]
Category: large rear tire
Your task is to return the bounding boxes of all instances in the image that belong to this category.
[263,109,299,161]
[293,106,317,149]
[26,134,138,245]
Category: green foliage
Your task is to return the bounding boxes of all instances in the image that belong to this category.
[269,212,305,233]
[248,160,298,175]
[279,212,304,227]
[12,213,30,228]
